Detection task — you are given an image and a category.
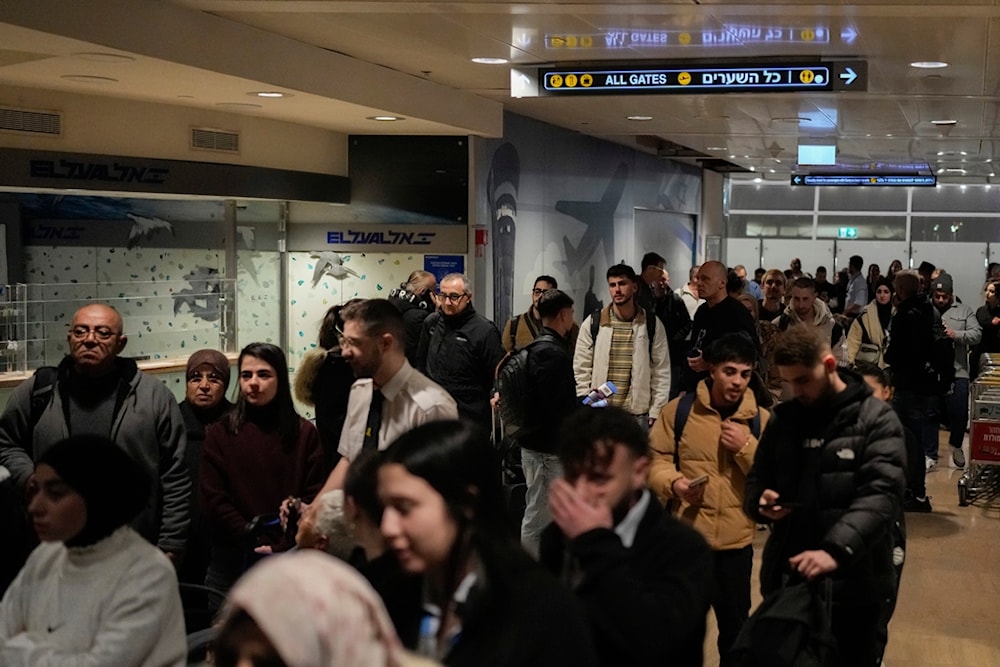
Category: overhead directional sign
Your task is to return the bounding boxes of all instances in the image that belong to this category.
[538,60,867,95]
[791,174,937,187]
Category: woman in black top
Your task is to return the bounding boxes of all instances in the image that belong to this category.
[376,420,598,667]
[972,280,1000,378]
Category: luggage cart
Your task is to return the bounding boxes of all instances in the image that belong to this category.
[959,363,1000,506]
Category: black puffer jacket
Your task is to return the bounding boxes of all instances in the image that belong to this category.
[745,370,906,599]
[416,306,505,430]
[884,294,937,393]
[519,327,580,454]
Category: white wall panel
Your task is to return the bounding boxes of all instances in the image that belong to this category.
[761,239,834,276]
[913,242,989,305]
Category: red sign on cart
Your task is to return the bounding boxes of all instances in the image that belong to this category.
[969,421,1000,462]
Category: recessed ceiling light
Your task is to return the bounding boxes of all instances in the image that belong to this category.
[945,168,967,173]
[367,115,403,122]
[471,57,508,65]
[931,119,957,126]
[910,61,949,69]
[250,91,291,98]
[215,102,262,109]
[729,155,736,159]
[73,52,135,63]
[626,115,653,121]
[707,146,727,151]
[60,74,118,84]
[753,177,762,183]
[749,166,756,172]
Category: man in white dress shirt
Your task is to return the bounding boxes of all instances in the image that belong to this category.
[315,299,457,496]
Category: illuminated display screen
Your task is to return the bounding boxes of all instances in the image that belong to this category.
[791,175,937,187]
[538,61,866,95]
[543,24,858,49]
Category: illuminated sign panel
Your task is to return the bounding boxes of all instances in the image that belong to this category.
[791,175,937,187]
[539,61,866,95]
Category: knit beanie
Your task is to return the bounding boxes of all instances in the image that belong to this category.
[186,349,232,390]
[37,435,150,548]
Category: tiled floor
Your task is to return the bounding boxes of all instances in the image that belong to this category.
[703,436,1000,666]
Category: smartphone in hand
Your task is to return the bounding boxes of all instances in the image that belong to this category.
[688,474,709,488]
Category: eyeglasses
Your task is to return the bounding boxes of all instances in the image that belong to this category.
[531,288,547,295]
[69,326,120,341]
[334,325,364,348]
[438,292,468,303]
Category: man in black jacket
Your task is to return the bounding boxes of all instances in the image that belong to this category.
[541,406,713,667]
[387,270,437,365]
[416,272,505,430]
[637,252,692,398]
[682,260,758,393]
[515,289,580,557]
[745,326,906,667]
[885,270,940,473]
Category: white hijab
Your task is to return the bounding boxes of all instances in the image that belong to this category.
[224,551,414,667]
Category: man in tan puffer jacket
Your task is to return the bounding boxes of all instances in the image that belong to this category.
[649,332,770,667]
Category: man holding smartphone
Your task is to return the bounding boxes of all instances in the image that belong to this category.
[649,333,770,666]
[744,326,906,667]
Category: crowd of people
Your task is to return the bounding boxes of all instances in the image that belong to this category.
[0,251,984,666]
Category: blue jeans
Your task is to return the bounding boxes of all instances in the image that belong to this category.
[944,378,970,449]
[520,449,563,559]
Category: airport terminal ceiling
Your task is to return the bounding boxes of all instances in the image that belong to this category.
[3,2,1000,182]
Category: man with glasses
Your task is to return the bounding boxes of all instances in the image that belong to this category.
[0,303,190,567]
[310,298,456,496]
[501,275,579,353]
[416,272,505,430]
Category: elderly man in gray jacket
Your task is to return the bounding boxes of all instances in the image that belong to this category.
[0,304,190,564]
[931,272,981,469]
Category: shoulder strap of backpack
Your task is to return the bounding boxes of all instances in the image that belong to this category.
[858,317,872,345]
[672,392,697,469]
[589,308,602,348]
[524,314,540,339]
[644,307,656,358]
[750,410,761,440]
[508,315,519,349]
[30,366,59,429]
[778,313,791,331]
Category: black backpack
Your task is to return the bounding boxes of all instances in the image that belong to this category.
[730,578,838,666]
[494,333,558,438]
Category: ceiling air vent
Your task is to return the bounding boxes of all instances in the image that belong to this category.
[191,127,240,153]
[0,107,62,136]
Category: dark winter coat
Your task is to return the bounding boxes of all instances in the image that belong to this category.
[884,295,937,393]
[744,370,906,602]
[389,290,435,365]
[518,326,580,454]
[540,495,714,667]
[416,306,505,429]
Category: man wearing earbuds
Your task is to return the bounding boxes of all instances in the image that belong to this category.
[0,303,190,567]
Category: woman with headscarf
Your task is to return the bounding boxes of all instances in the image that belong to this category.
[0,435,185,666]
[200,342,325,598]
[178,348,234,586]
[866,263,882,302]
[213,550,434,667]
[847,277,894,368]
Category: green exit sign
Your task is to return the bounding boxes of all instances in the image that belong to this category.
[838,227,858,239]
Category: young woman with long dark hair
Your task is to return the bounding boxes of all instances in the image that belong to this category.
[376,420,598,666]
[200,343,325,597]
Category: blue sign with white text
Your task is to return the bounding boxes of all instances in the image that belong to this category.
[424,255,465,285]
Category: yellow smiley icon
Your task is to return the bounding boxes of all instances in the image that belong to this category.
[566,35,578,48]
[582,36,593,48]
[679,32,691,45]
[678,71,692,85]
[801,29,815,41]
[550,74,563,88]
[799,69,815,84]
[565,74,578,87]
[581,74,593,87]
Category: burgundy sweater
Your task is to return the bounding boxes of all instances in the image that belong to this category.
[199,411,324,541]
